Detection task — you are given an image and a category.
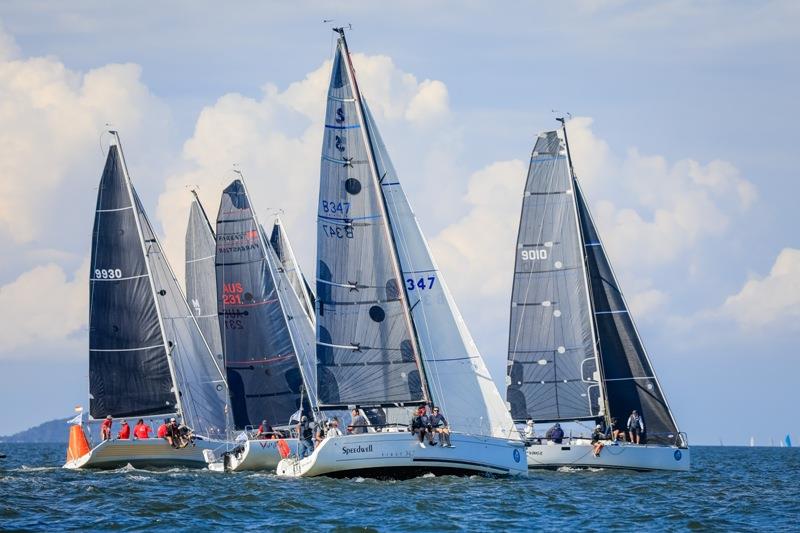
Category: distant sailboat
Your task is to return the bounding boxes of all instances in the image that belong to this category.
[277,27,526,478]
[750,436,755,447]
[65,131,231,469]
[784,435,792,448]
[506,121,689,471]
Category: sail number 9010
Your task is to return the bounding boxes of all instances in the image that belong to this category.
[95,268,123,279]
[521,249,548,261]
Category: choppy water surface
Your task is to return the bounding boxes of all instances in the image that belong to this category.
[1,444,797,530]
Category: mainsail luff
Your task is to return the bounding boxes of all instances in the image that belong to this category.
[506,129,601,423]
[269,217,315,323]
[314,30,429,409]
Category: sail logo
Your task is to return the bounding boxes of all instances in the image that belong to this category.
[341,444,373,456]
[674,449,682,461]
[513,448,521,463]
[521,249,548,261]
[335,107,345,123]
[191,298,202,315]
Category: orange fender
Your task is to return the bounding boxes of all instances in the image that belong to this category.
[277,439,291,459]
[66,424,90,462]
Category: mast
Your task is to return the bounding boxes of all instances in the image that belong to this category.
[334,27,432,406]
[557,117,609,424]
[110,130,184,422]
[190,189,216,236]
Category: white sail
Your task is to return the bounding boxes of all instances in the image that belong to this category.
[364,104,518,440]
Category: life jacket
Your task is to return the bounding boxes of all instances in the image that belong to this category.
[118,424,130,439]
[157,424,168,438]
[134,424,151,439]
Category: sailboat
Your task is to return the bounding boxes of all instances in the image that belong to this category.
[269,216,316,323]
[750,436,755,447]
[64,131,231,469]
[785,435,792,448]
[207,178,318,471]
[276,28,526,478]
[506,121,690,471]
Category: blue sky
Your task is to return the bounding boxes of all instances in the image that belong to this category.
[0,1,797,445]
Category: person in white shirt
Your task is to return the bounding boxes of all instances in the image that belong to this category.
[524,419,535,440]
[326,418,344,438]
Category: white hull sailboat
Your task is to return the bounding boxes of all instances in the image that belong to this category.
[525,439,689,471]
[65,131,232,470]
[64,437,225,470]
[507,122,689,472]
[277,431,526,478]
[207,438,300,472]
[278,28,526,479]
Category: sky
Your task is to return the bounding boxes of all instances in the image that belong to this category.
[0,1,797,445]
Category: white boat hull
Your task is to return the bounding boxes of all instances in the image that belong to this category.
[276,431,527,478]
[526,440,690,471]
[208,438,299,472]
[62,438,227,470]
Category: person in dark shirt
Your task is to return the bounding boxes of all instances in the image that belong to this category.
[296,416,315,458]
[348,409,368,434]
[627,410,645,444]
[410,406,435,447]
[256,420,275,439]
[164,418,181,448]
[591,424,605,457]
[429,406,452,447]
[545,423,564,444]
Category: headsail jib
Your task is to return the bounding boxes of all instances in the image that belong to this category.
[315,31,430,410]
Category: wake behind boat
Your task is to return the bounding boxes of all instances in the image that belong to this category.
[506,121,689,472]
[64,131,231,470]
[277,28,526,479]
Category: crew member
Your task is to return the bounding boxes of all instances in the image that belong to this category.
[157,419,169,439]
[101,415,113,441]
[627,410,645,444]
[256,420,275,439]
[117,419,130,440]
[545,423,564,444]
[296,416,315,458]
[430,406,452,447]
[411,406,435,447]
[134,419,152,439]
[348,409,368,434]
[591,424,605,457]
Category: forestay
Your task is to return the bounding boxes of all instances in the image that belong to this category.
[89,145,174,419]
[216,180,309,429]
[575,182,679,444]
[185,195,225,367]
[315,41,426,409]
[367,103,518,439]
[507,130,600,423]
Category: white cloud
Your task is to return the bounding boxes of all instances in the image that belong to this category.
[713,248,800,330]
[0,25,170,244]
[0,259,88,357]
[156,53,454,282]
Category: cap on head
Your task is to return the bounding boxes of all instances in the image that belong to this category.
[170,417,176,422]
[262,420,267,425]
[632,410,638,414]
[106,415,112,419]
[596,424,602,429]
[301,415,308,422]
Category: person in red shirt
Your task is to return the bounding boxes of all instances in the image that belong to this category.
[157,419,169,439]
[133,419,152,439]
[117,419,130,440]
[101,415,113,441]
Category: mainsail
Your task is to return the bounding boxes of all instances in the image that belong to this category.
[315,33,428,409]
[269,217,315,323]
[90,133,229,438]
[575,181,679,444]
[215,179,312,429]
[366,103,518,439]
[507,130,600,423]
[185,193,224,367]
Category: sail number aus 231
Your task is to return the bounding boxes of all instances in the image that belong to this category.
[406,277,436,291]
[521,249,548,261]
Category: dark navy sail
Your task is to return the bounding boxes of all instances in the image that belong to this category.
[575,182,679,444]
[315,36,427,409]
[89,145,174,419]
[216,180,308,429]
[507,131,600,423]
[185,195,224,364]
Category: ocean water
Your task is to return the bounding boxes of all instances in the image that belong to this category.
[0,444,797,531]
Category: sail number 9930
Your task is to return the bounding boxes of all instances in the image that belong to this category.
[95,268,123,279]
[521,249,548,261]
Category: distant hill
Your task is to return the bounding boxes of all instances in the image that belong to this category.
[0,418,71,443]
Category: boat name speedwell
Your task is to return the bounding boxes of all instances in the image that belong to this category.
[341,445,374,456]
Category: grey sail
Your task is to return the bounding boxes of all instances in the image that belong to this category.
[315,39,427,409]
[216,180,309,429]
[89,145,174,419]
[269,218,315,322]
[134,191,229,438]
[185,195,224,369]
[507,130,600,423]
[575,182,679,444]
